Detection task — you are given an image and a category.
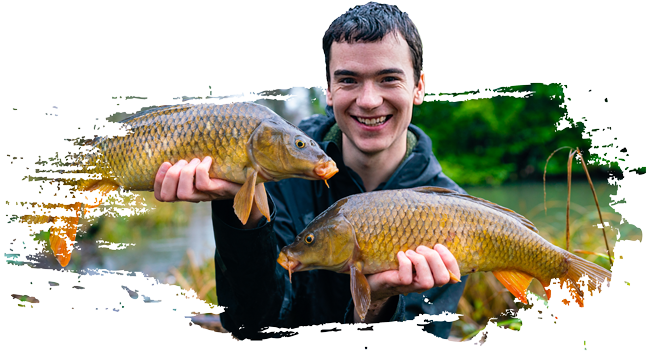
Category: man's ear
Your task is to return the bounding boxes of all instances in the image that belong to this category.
[413,73,425,105]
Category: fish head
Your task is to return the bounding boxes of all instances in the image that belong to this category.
[277,205,356,277]
[249,119,338,182]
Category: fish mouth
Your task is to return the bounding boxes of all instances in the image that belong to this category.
[277,251,301,282]
[313,159,338,184]
[352,114,392,127]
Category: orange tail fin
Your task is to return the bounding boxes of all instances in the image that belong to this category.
[21,202,82,266]
[48,202,83,266]
[559,252,612,307]
[21,179,119,267]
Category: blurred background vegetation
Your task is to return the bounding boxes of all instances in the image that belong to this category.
[28,83,643,338]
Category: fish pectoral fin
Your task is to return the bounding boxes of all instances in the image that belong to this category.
[448,269,461,283]
[254,182,270,222]
[492,270,534,305]
[350,261,371,322]
[233,170,257,225]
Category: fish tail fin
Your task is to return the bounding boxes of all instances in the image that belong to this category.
[21,179,119,267]
[560,252,612,307]
[49,202,83,267]
[20,202,82,267]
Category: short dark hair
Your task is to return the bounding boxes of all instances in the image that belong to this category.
[323,2,423,86]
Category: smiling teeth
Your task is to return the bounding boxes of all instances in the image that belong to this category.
[357,116,387,126]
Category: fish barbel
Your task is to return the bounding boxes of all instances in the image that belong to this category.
[25,102,338,266]
[277,187,611,321]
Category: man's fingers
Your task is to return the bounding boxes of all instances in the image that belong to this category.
[396,251,413,286]
[194,157,214,191]
[405,249,434,290]
[434,244,460,283]
[153,162,172,201]
[160,160,187,202]
[177,158,201,201]
[416,245,449,286]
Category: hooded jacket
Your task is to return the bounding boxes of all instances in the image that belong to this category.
[212,110,468,340]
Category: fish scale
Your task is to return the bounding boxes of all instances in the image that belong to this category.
[279,186,612,319]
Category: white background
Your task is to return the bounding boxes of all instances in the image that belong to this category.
[1,1,662,355]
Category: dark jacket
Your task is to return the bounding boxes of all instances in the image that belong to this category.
[212,110,468,340]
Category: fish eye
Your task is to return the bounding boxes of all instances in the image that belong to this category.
[305,234,314,244]
[295,139,306,149]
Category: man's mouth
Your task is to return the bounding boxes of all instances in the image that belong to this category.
[352,115,391,127]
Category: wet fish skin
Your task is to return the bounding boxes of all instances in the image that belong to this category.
[86,102,336,189]
[27,102,338,267]
[278,187,611,320]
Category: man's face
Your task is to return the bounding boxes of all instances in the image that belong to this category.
[326,32,424,157]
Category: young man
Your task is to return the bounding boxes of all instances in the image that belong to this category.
[154,2,468,339]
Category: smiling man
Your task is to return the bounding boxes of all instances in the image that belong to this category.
[154,2,468,339]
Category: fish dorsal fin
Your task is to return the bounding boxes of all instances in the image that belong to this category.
[410,186,539,233]
[350,260,371,322]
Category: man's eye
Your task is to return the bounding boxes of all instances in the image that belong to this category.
[340,78,356,84]
[383,76,398,82]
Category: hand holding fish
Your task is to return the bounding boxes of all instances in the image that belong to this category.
[354,244,460,323]
[154,157,264,227]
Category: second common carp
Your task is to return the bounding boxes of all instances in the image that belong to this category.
[27,102,338,266]
[277,187,611,321]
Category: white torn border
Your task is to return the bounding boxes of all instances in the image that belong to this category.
[1,1,661,356]
[96,241,136,251]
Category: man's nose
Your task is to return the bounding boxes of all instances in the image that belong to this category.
[355,82,382,110]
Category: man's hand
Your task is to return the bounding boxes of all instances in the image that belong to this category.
[154,157,238,202]
[153,157,263,227]
[354,244,460,323]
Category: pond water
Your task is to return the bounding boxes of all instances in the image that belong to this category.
[30,180,638,281]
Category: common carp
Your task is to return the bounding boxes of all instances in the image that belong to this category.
[277,187,611,321]
[26,102,338,266]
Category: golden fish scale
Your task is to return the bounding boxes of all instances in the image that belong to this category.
[84,103,272,190]
[342,190,569,282]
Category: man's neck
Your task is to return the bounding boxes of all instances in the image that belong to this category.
[341,132,407,192]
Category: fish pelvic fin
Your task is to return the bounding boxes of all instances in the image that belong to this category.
[234,170,258,225]
[350,260,371,322]
[492,270,534,305]
[560,252,612,307]
[254,182,270,222]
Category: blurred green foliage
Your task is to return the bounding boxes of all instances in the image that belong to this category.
[412,83,619,186]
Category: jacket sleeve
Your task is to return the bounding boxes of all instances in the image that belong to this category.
[211,183,300,339]
[212,195,284,339]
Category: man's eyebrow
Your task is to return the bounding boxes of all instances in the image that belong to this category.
[333,68,406,77]
[376,68,405,76]
[333,69,357,77]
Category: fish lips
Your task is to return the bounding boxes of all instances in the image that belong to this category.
[313,159,338,180]
[277,251,303,272]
